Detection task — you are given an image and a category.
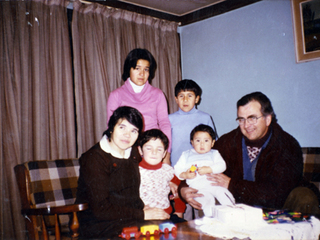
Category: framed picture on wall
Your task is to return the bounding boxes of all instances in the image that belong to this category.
[291,0,320,63]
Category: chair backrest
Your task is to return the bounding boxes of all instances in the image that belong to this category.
[302,147,320,190]
[14,159,82,240]
[25,159,80,208]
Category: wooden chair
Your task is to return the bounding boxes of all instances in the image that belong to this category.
[302,147,320,190]
[14,159,88,240]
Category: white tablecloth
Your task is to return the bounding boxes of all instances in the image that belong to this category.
[194,216,320,240]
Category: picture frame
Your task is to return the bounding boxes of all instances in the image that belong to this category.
[291,0,320,63]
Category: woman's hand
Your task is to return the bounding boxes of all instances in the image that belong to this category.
[206,173,230,189]
[180,186,203,210]
[143,206,170,220]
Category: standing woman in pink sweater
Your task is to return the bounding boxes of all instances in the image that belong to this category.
[107,48,171,164]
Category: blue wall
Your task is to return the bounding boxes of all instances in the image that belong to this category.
[178,0,320,147]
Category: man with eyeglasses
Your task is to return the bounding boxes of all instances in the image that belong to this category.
[180,91,320,214]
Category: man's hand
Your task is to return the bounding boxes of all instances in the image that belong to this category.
[207,173,231,189]
[180,186,203,210]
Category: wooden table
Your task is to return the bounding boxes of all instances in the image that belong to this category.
[167,220,219,240]
[110,212,320,240]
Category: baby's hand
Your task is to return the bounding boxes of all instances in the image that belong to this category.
[190,165,198,172]
[185,170,196,179]
[197,166,212,175]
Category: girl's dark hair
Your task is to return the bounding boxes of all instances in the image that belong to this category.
[139,129,169,151]
[174,79,202,106]
[190,124,216,141]
[122,48,157,83]
[237,91,277,123]
[104,106,144,140]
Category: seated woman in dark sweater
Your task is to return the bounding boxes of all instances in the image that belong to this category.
[76,106,169,238]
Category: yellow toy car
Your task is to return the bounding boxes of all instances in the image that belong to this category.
[140,224,160,237]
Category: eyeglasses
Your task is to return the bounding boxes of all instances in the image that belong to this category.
[236,116,264,126]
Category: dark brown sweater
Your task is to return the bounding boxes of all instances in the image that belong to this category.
[75,143,144,238]
[214,122,303,209]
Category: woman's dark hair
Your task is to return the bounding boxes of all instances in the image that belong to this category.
[190,124,216,142]
[174,79,202,106]
[237,91,277,123]
[139,129,169,151]
[104,106,144,140]
[122,48,157,83]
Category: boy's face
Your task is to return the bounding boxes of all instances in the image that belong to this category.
[138,138,167,165]
[175,90,200,112]
[191,131,215,154]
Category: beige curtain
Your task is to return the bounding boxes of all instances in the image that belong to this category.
[0,0,75,239]
[72,0,181,155]
[1,0,181,237]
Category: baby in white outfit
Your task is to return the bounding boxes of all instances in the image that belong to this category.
[174,124,235,216]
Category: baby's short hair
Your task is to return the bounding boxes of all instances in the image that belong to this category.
[190,124,216,141]
[174,79,202,100]
[139,129,169,150]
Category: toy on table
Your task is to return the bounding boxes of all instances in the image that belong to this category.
[263,210,310,224]
[189,164,198,172]
[158,222,177,234]
[140,224,160,237]
[119,226,142,239]
[119,222,177,239]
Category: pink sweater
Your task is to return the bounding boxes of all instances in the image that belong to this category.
[107,80,171,151]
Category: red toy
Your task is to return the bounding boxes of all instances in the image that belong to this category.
[119,226,142,239]
[119,222,177,239]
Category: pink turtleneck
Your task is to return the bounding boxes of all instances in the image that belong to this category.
[107,80,171,151]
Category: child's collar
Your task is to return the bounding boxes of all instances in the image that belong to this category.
[139,158,162,170]
[178,106,197,114]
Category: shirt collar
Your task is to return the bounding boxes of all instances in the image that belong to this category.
[244,125,273,148]
[128,78,145,93]
[139,158,162,170]
[178,106,197,115]
[99,135,132,159]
